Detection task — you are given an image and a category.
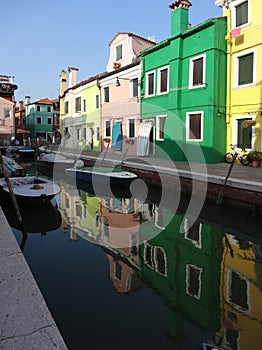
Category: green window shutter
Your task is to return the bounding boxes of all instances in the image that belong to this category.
[238,53,253,85]
[236,1,248,27]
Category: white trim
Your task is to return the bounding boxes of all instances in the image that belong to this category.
[145,70,155,97]
[186,111,204,142]
[233,48,256,89]
[189,54,206,89]
[231,0,250,29]
[157,65,169,95]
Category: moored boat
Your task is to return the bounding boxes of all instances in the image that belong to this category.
[65,166,137,185]
[37,152,75,177]
[0,176,60,205]
[18,146,36,160]
[0,155,26,177]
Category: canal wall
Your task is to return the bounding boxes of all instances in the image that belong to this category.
[0,206,68,350]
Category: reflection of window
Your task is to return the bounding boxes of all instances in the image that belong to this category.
[228,269,249,312]
[189,55,205,88]
[75,203,82,217]
[186,264,202,299]
[115,262,122,280]
[235,51,254,87]
[157,66,169,94]
[155,247,167,276]
[184,219,202,248]
[225,328,240,350]
[144,243,153,268]
[156,115,166,141]
[186,112,203,141]
[146,71,155,97]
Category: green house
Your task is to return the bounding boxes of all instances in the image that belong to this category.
[25,96,54,141]
[139,0,227,163]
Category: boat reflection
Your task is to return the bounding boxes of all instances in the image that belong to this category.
[58,180,262,350]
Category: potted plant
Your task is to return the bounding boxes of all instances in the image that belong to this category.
[248,150,262,167]
[241,119,256,129]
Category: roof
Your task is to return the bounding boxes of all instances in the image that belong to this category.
[30,98,54,105]
[109,32,156,46]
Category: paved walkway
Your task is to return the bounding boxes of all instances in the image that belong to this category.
[0,206,68,349]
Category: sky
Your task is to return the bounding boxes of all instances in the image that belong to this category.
[2,0,222,103]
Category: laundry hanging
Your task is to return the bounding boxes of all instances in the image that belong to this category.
[111,122,123,151]
[136,121,153,156]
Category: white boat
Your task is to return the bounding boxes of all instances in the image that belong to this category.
[65,166,137,185]
[37,153,75,177]
[0,176,60,205]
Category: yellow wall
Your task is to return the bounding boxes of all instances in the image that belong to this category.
[224,0,262,151]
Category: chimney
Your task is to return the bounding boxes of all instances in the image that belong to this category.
[60,70,67,96]
[19,100,24,110]
[169,0,192,37]
[25,96,31,105]
[68,67,78,88]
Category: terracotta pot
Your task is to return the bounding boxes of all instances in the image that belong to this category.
[252,159,261,167]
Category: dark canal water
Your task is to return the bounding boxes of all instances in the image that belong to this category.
[2,162,262,350]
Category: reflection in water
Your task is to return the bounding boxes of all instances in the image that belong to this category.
[3,178,262,350]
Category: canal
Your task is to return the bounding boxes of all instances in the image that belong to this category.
[1,161,262,350]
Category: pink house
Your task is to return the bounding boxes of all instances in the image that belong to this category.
[99,32,155,156]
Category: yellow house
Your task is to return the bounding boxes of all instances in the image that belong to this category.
[215,0,261,152]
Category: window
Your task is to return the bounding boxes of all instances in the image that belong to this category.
[146,71,155,96]
[186,112,203,141]
[235,51,255,87]
[77,128,81,141]
[64,101,69,114]
[0,119,5,125]
[75,97,81,112]
[186,264,202,299]
[36,105,41,112]
[83,128,86,141]
[47,117,52,125]
[189,55,206,88]
[83,99,86,113]
[131,78,139,97]
[103,86,109,103]
[47,106,51,113]
[96,127,100,142]
[116,44,123,61]
[156,115,166,141]
[233,0,249,27]
[234,117,254,149]
[105,120,111,137]
[4,109,11,118]
[127,118,135,138]
[157,66,169,94]
[37,117,42,124]
[95,94,99,109]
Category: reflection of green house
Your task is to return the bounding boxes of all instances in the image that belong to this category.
[139,204,224,341]
[25,96,54,141]
[139,0,227,163]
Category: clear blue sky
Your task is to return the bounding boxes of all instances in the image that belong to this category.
[2,0,222,103]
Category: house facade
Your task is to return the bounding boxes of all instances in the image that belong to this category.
[139,0,227,163]
[25,96,54,142]
[215,0,262,152]
[99,32,155,155]
[0,74,17,144]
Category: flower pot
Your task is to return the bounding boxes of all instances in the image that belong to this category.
[252,159,261,167]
